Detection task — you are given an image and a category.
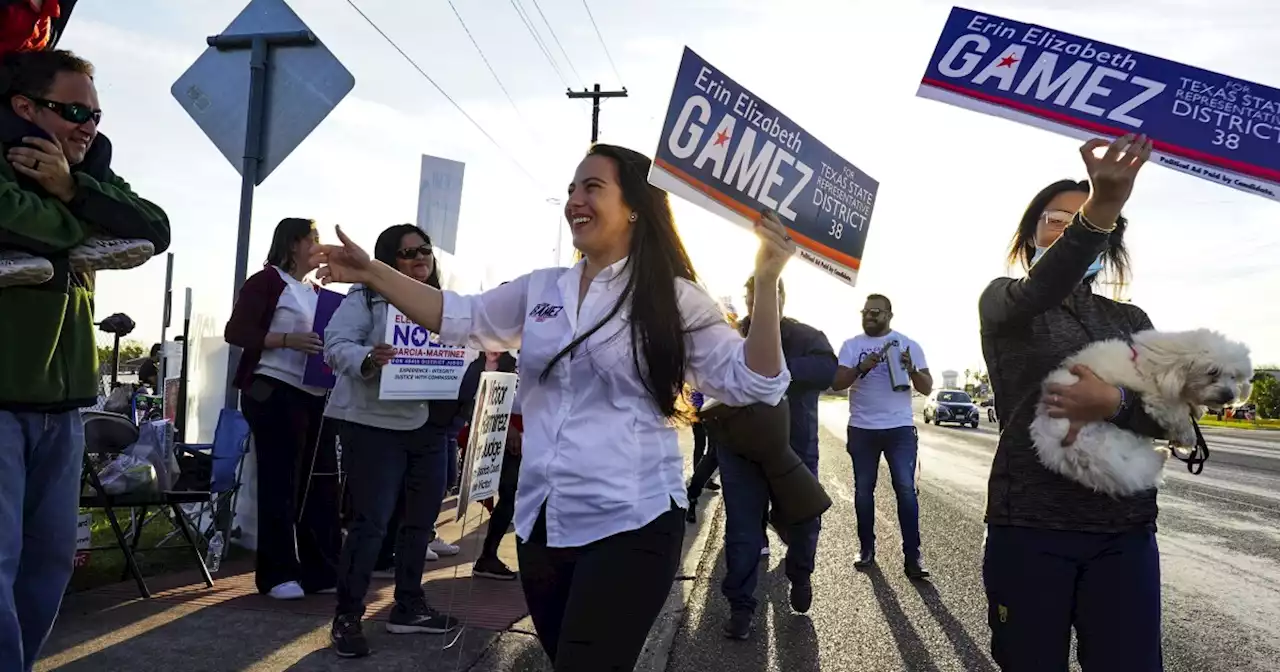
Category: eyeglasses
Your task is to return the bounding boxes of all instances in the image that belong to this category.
[1039,210,1074,229]
[25,96,101,126]
[396,245,433,260]
[862,308,888,318]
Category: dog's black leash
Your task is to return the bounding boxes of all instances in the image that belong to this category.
[1171,417,1210,475]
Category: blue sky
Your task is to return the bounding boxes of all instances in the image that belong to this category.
[64,0,1280,411]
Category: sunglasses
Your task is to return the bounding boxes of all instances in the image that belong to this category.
[396,245,433,260]
[862,308,888,318]
[26,96,102,126]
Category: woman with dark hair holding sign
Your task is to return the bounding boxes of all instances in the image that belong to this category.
[322,224,458,659]
[979,134,1169,671]
[224,217,339,601]
[311,144,794,670]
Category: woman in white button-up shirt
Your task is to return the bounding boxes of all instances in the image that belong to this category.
[313,144,795,671]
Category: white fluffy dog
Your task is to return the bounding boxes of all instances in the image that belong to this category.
[1030,329,1252,497]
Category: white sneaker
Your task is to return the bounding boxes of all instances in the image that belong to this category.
[68,237,154,273]
[267,581,305,600]
[424,547,439,562]
[760,546,770,557]
[0,250,53,287]
[429,538,460,557]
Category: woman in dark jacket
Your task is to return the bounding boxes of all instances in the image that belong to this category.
[224,217,340,599]
[978,134,1168,671]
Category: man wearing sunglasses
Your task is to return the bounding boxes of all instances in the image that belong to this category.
[832,294,934,581]
[0,49,169,672]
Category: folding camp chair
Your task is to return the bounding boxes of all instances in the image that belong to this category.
[172,408,252,552]
[79,410,214,598]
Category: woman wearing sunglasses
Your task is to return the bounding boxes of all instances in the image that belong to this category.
[323,224,458,658]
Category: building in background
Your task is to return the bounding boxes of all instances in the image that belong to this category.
[941,370,958,389]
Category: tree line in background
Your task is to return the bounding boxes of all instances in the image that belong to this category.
[1249,370,1280,419]
[97,339,148,374]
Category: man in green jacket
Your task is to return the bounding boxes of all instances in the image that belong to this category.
[0,49,169,672]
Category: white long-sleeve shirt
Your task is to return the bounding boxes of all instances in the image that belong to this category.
[439,258,790,548]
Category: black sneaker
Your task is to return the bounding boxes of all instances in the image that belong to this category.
[685,501,698,524]
[905,559,932,581]
[473,556,518,581]
[854,550,876,570]
[387,598,460,634]
[331,614,370,658]
[790,579,813,614]
[705,480,721,491]
[723,609,752,640]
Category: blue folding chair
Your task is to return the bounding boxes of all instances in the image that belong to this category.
[173,408,252,552]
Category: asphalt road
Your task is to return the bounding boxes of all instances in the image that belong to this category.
[665,401,1280,672]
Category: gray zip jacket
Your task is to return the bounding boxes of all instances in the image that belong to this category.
[323,285,431,431]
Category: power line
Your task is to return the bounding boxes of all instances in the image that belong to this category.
[509,0,571,89]
[581,0,624,85]
[528,0,583,86]
[343,0,544,190]
[446,0,546,146]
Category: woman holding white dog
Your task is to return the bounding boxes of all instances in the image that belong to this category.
[978,134,1171,671]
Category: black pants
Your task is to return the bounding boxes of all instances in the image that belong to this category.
[335,420,448,617]
[518,505,684,671]
[481,451,521,559]
[691,422,707,465]
[239,375,341,594]
[374,495,405,570]
[687,444,720,502]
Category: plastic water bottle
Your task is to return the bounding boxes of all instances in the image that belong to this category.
[206,531,224,573]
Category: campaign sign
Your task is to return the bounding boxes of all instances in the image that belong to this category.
[650,48,879,286]
[302,288,344,389]
[378,306,468,401]
[456,372,518,523]
[918,7,1280,201]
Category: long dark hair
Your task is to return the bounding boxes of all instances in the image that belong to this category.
[365,224,440,309]
[540,144,704,419]
[265,218,316,273]
[1006,179,1130,297]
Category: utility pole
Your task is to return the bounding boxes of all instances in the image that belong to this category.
[567,83,628,143]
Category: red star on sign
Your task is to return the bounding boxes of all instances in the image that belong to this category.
[714,129,731,146]
[997,54,1019,68]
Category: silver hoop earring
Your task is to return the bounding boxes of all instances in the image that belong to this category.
[628,212,637,223]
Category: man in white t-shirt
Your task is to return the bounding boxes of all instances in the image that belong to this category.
[832,294,934,580]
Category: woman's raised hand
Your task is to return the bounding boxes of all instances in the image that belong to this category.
[1078,133,1153,228]
[311,225,373,286]
[753,209,796,281]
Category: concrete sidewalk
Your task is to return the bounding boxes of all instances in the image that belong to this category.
[37,435,722,672]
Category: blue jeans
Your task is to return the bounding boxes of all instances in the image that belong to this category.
[983,525,1163,671]
[847,425,921,562]
[718,440,822,614]
[335,420,448,617]
[0,410,85,672]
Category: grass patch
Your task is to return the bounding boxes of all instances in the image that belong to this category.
[69,509,248,593]
[1197,416,1280,431]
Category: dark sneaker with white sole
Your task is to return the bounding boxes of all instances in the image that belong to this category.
[386,598,459,634]
[68,237,154,273]
[331,614,370,658]
[473,556,517,581]
[0,251,53,287]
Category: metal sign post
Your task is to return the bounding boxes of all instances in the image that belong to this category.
[171,0,355,409]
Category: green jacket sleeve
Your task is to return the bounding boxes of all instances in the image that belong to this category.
[0,168,90,253]
[67,170,171,253]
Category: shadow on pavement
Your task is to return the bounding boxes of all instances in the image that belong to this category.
[864,566,942,672]
[765,562,820,672]
[911,581,997,672]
